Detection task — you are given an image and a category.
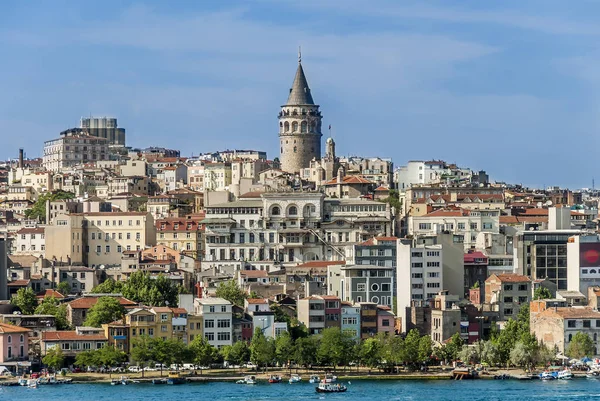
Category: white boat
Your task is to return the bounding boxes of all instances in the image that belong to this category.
[316,382,347,393]
[27,379,38,388]
[18,378,28,386]
[587,370,600,379]
[289,374,302,384]
[236,375,257,385]
[557,369,573,380]
[323,373,337,383]
[309,375,320,384]
[540,371,556,381]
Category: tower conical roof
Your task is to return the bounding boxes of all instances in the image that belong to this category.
[286,62,315,105]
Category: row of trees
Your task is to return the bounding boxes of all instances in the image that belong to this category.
[91,271,181,307]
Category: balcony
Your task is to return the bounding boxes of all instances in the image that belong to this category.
[361,310,377,317]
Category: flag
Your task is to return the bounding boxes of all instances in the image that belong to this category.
[329,125,331,130]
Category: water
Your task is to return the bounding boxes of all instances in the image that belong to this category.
[3,379,600,401]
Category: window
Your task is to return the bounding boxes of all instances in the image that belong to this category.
[357,283,366,291]
[205,333,215,341]
[503,284,513,291]
[148,328,154,336]
[411,252,423,258]
[209,306,215,313]
[426,251,440,257]
[483,222,492,230]
[427,272,440,278]
[470,223,478,230]
[217,332,230,341]
[221,306,227,312]
[217,319,230,328]
[382,319,390,327]
[584,320,591,328]
[161,325,167,332]
[503,296,513,303]
[7,335,11,344]
[96,245,101,253]
[418,223,431,230]
[503,308,513,316]
[205,320,215,328]
[518,284,528,291]
[117,245,122,253]
[426,262,440,267]
[411,273,422,279]
[106,245,110,253]
[457,223,465,230]
[411,262,423,268]
[382,283,390,292]
[426,283,440,288]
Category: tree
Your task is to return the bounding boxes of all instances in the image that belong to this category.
[43,347,65,371]
[229,340,251,367]
[533,287,552,300]
[189,335,217,374]
[130,336,154,377]
[24,190,75,222]
[84,297,126,327]
[275,331,294,367]
[294,336,319,368]
[445,333,464,362]
[97,346,127,377]
[403,329,421,365]
[510,341,539,369]
[75,350,99,369]
[318,328,350,368]
[458,344,480,365]
[93,272,179,307]
[57,281,71,296]
[150,338,186,375]
[566,332,594,359]
[35,296,70,330]
[418,335,433,363]
[91,278,124,294]
[481,340,502,366]
[215,280,247,307]
[360,338,381,370]
[11,287,37,314]
[250,328,275,369]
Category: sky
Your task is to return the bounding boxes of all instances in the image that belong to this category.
[1,1,600,189]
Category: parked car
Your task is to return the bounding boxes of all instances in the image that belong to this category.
[244,362,256,369]
[128,366,141,373]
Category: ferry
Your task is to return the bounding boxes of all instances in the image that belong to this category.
[316,382,347,393]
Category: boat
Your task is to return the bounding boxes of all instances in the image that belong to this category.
[289,374,302,384]
[152,378,167,385]
[17,378,28,386]
[540,371,557,381]
[268,375,282,383]
[309,375,320,384]
[27,379,38,388]
[236,375,257,385]
[323,373,337,383]
[587,370,600,379]
[557,369,573,380]
[316,382,347,393]
[167,371,186,385]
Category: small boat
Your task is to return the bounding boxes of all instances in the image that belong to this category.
[268,375,282,383]
[236,375,257,385]
[18,378,28,386]
[289,374,302,384]
[493,374,511,380]
[540,371,557,381]
[167,371,186,385]
[152,378,167,385]
[557,369,573,380]
[316,382,347,393]
[309,375,320,384]
[110,379,120,386]
[27,379,38,388]
[323,373,337,383]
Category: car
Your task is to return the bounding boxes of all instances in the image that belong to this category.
[71,367,82,373]
[182,364,195,370]
[128,366,141,373]
[244,362,256,369]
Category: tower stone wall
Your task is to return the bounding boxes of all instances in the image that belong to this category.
[279,60,322,174]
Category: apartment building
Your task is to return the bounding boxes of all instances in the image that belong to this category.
[340,265,394,308]
[204,162,232,191]
[341,302,361,341]
[14,227,45,257]
[297,296,326,335]
[45,211,156,267]
[194,298,233,348]
[244,298,287,338]
[531,307,600,355]
[430,292,461,343]
[352,236,398,297]
[485,273,531,321]
[359,302,378,339]
[155,217,203,259]
[43,131,109,172]
[41,327,108,358]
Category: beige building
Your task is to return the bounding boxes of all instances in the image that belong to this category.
[297,296,326,335]
[431,291,461,344]
[45,211,156,267]
[155,216,203,259]
[43,131,109,172]
[531,306,600,355]
[204,162,232,191]
[485,273,531,321]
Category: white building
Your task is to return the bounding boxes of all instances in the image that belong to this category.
[14,227,46,257]
[42,132,109,172]
[194,297,233,348]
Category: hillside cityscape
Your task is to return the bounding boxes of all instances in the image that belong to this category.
[1,55,600,376]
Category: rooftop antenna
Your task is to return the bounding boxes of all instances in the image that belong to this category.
[298,46,301,63]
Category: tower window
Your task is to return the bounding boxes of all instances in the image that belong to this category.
[294,146,297,153]
[284,122,290,132]
[301,121,307,133]
[281,147,283,153]
[292,121,298,132]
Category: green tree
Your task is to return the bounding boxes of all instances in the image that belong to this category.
[75,350,99,369]
[250,328,275,369]
[130,336,154,377]
[116,271,178,307]
[11,287,37,314]
[418,335,433,363]
[215,280,247,307]
[229,340,251,366]
[510,341,539,369]
[57,281,71,296]
[275,331,294,367]
[379,189,403,213]
[83,297,126,327]
[294,336,319,368]
[317,328,349,368]
[43,347,65,371]
[533,287,552,300]
[188,335,217,374]
[150,338,186,375]
[458,344,480,365]
[24,190,75,222]
[91,278,124,294]
[35,296,70,330]
[516,304,531,334]
[566,332,594,359]
[481,340,502,366]
[492,318,520,366]
[403,329,421,365]
[360,338,382,370]
[444,333,464,362]
[97,346,127,374]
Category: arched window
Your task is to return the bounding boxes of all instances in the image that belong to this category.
[301,121,308,133]
[20,334,24,343]
[293,146,297,153]
[279,122,283,133]
[7,335,11,344]
[284,122,290,132]
[288,206,298,216]
[292,121,298,132]
[271,206,280,216]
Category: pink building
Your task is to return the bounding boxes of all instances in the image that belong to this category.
[376,306,395,336]
[0,323,30,364]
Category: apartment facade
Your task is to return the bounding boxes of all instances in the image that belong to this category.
[485,273,531,321]
[341,302,361,341]
[297,296,326,335]
[14,227,45,257]
[194,298,233,348]
[42,132,109,172]
[341,265,394,308]
[155,217,203,259]
[531,307,600,355]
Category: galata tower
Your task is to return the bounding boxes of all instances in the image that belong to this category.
[278,52,322,174]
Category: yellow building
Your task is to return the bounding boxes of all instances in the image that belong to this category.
[155,216,203,259]
[126,307,202,345]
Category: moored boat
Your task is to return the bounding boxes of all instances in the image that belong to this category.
[152,378,167,385]
[289,374,302,384]
[309,375,320,384]
[316,382,347,393]
[27,379,38,388]
[323,374,337,383]
[540,371,557,381]
[268,375,282,383]
[236,375,257,385]
[557,369,573,380]
[167,371,186,385]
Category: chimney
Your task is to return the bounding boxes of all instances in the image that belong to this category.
[18,148,24,169]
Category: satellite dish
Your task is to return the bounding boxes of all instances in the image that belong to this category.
[546,201,553,206]
[99,265,105,270]
[537,202,543,208]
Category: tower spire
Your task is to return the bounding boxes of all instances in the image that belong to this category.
[298,46,302,63]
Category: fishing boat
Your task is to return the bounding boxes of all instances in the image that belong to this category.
[152,378,167,385]
[309,375,320,384]
[167,371,186,385]
[268,375,282,383]
[27,379,38,388]
[288,374,302,384]
[540,371,557,381]
[236,375,257,385]
[316,382,347,393]
[323,373,337,383]
[557,369,573,380]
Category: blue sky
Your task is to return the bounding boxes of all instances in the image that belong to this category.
[1,1,599,188]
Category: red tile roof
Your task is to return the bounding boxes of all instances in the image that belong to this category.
[239,191,265,198]
[7,279,30,287]
[68,296,137,309]
[246,298,268,304]
[37,289,65,299]
[42,331,107,341]
[424,207,471,217]
[500,215,548,224]
[324,175,374,185]
[0,323,31,333]
[464,251,488,264]
[490,273,530,283]
[16,227,45,235]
